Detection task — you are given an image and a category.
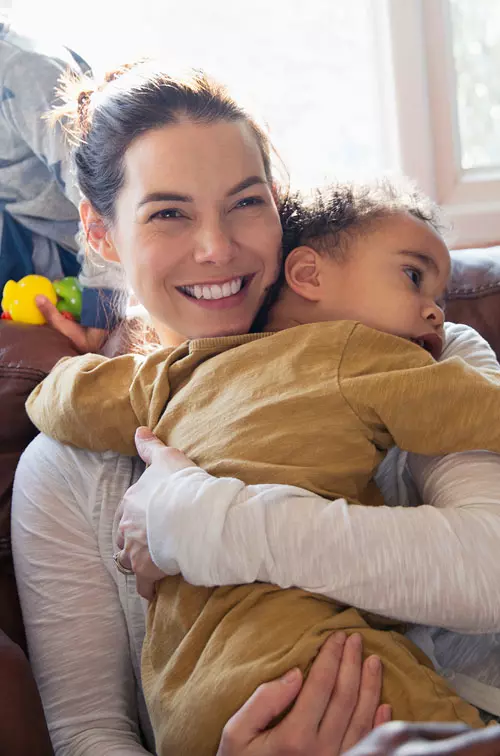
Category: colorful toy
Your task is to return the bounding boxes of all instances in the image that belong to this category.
[54,276,82,321]
[1,275,57,325]
[1,274,83,325]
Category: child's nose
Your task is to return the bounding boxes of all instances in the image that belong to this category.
[423,301,444,327]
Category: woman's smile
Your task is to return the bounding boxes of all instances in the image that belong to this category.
[176,274,256,310]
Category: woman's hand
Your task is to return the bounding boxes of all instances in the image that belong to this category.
[36,295,107,353]
[115,427,196,599]
[217,632,391,756]
[346,722,500,755]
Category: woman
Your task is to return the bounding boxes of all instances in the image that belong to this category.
[12,62,389,756]
[12,62,500,751]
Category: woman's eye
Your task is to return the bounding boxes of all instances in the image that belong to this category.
[150,208,183,221]
[404,267,422,288]
[234,196,265,210]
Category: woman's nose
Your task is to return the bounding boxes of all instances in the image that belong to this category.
[193,224,235,265]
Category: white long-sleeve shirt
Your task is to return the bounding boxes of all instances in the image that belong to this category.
[12,442,154,756]
[10,322,500,755]
[148,453,500,631]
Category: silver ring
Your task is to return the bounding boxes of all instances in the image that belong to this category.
[113,551,134,576]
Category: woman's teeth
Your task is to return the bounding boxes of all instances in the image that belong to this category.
[180,277,243,300]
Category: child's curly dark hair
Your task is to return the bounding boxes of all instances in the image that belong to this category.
[252,178,444,331]
[281,177,443,258]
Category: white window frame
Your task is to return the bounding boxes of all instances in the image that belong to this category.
[382,0,500,249]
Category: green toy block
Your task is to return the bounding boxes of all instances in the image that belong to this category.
[54,276,83,320]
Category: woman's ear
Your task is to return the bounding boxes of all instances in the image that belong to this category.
[284,246,322,301]
[79,199,120,263]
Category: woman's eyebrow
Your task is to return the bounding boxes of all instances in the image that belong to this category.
[137,191,192,207]
[226,176,267,197]
[136,176,266,208]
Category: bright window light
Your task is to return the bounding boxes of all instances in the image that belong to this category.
[450,0,500,171]
[11,0,391,190]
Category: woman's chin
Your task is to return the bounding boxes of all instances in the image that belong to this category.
[190,309,256,339]
[191,319,252,340]
[152,290,263,342]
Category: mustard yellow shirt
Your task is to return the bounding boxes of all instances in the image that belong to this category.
[26,320,500,503]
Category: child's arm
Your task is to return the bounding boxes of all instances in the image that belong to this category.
[26,352,151,455]
[339,324,500,455]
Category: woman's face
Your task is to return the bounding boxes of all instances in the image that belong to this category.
[104,119,282,343]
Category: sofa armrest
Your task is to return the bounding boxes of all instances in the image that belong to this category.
[0,322,79,647]
[0,630,54,755]
[447,247,500,360]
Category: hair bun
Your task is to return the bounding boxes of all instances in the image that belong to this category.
[104,61,142,84]
[104,70,121,84]
[77,90,92,134]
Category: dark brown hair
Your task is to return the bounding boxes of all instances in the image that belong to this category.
[53,61,275,223]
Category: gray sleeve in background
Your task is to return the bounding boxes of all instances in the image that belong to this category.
[1,48,78,204]
[2,45,126,293]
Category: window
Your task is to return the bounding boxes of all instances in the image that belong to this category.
[10,0,500,247]
[422,0,500,246]
[11,0,393,191]
[451,0,500,172]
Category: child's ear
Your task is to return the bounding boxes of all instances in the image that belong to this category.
[284,246,322,301]
[79,199,120,263]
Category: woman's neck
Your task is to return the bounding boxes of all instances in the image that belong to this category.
[153,320,186,348]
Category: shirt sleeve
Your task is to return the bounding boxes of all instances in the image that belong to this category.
[11,435,153,755]
[338,323,500,456]
[25,353,146,456]
[146,323,500,632]
[1,49,80,206]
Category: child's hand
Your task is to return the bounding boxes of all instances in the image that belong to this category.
[217,632,391,756]
[36,295,107,353]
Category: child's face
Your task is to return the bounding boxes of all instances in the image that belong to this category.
[313,213,449,358]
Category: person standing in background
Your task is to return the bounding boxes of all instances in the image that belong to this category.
[0,13,124,351]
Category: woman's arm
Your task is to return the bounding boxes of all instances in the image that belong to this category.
[11,435,152,756]
[139,323,500,633]
[147,462,500,633]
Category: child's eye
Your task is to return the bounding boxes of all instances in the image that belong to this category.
[404,267,422,288]
[150,208,184,221]
[234,196,265,210]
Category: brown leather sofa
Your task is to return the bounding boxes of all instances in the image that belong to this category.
[0,323,79,756]
[0,245,499,754]
[446,247,500,359]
